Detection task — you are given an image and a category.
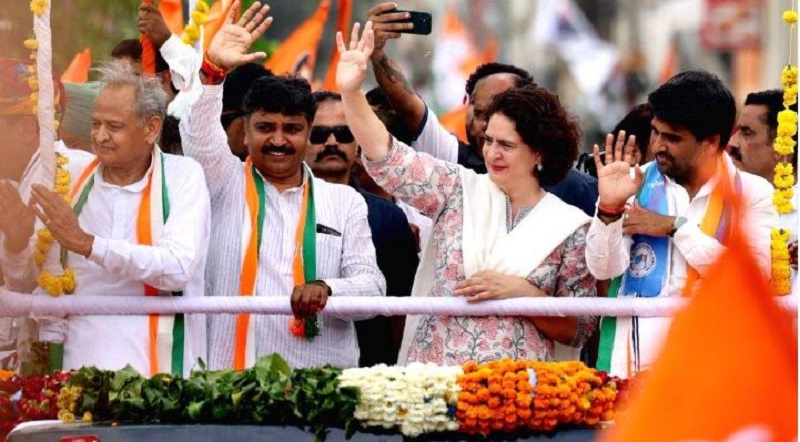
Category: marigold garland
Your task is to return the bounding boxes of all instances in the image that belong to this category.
[771,4,798,295]
[34,153,75,297]
[30,0,48,16]
[455,359,617,436]
[180,0,210,46]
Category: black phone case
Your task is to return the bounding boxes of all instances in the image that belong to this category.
[392,10,432,35]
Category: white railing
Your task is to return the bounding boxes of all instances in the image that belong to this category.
[0,292,796,317]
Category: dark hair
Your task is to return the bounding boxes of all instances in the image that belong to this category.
[366,87,389,107]
[648,70,736,148]
[110,39,169,74]
[159,114,182,155]
[465,63,534,96]
[243,75,316,123]
[612,103,654,160]
[486,85,580,186]
[223,63,273,112]
[745,88,798,164]
[312,91,342,106]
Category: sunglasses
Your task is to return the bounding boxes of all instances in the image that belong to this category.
[310,125,354,144]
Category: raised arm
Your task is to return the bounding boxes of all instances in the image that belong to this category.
[367,4,460,163]
[180,0,273,198]
[337,22,393,162]
[367,3,426,133]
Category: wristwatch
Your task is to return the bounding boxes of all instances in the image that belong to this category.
[669,216,688,238]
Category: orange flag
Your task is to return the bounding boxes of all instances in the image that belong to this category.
[158,0,185,34]
[264,0,330,77]
[204,0,237,52]
[439,105,468,144]
[604,227,798,441]
[322,0,352,91]
[61,49,91,83]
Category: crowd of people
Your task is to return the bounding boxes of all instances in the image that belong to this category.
[0,1,795,379]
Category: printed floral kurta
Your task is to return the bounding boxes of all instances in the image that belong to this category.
[365,141,597,365]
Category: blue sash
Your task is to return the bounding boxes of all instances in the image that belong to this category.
[623,165,670,297]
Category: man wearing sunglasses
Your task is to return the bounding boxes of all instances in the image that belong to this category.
[306,91,419,367]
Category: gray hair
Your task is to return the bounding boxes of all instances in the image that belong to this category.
[94,60,167,125]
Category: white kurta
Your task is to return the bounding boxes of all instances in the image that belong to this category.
[585,155,776,377]
[0,148,211,375]
[180,85,386,370]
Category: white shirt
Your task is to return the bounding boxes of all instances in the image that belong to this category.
[1,149,211,375]
[180,84,386,370]
[585,156,775,376]
[412,106,461,163]
[586,156,775,291]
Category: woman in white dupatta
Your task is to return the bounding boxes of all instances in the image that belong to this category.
[335,23,597,365]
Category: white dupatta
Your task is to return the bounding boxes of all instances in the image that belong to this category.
[398,170,590,364]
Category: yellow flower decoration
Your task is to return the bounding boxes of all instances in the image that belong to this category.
[776,162,794,176]
[30,0,48,15]
[191,10,209,25]
[784,10,798,25]
[778,109,799,126]
[28,77,39,90]
[24,39,39,50]
[180,0,209,46]
[35,153,76,296]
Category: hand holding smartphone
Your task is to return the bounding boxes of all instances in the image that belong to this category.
[385,8,432,35]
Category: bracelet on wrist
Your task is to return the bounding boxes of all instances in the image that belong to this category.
[597,202,627,215]
[201,55,228,85]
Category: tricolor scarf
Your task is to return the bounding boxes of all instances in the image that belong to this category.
[69,148,183,376]
[596,156,740,377]
[233,160,317,371]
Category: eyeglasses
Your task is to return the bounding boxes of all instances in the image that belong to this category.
[309,125,354,144]
[221,111,244,130]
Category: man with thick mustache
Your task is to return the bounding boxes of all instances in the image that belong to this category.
[586,71,775,378]
[306,91,418,366]
[178,2,385,370]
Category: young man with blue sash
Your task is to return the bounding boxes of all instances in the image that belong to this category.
[586,71,776,378]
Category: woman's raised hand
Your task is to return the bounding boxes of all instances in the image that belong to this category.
[335,21,374,94]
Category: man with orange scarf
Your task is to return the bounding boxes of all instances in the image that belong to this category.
[177,2,385,370]
[587,71,775,378]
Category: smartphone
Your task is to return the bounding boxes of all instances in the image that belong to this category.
[390,9,433,35]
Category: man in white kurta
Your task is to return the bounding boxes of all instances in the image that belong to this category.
[0,63,210,376]
[177,9,386,370]
[586,71,775,378]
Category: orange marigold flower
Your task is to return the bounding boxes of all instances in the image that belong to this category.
[502,381,516,390]
[515,393,531,408]
[491,420,505,431]
[517,380,532,392]
[505,413,517,424]
[488,383,502,394]
[466,409,478,419]
[476,388,490,402]
[518,408,532,420]
[457,401,469,411]
[487,397,501,409]
[463,360,478,372]
[464,417,478,427]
